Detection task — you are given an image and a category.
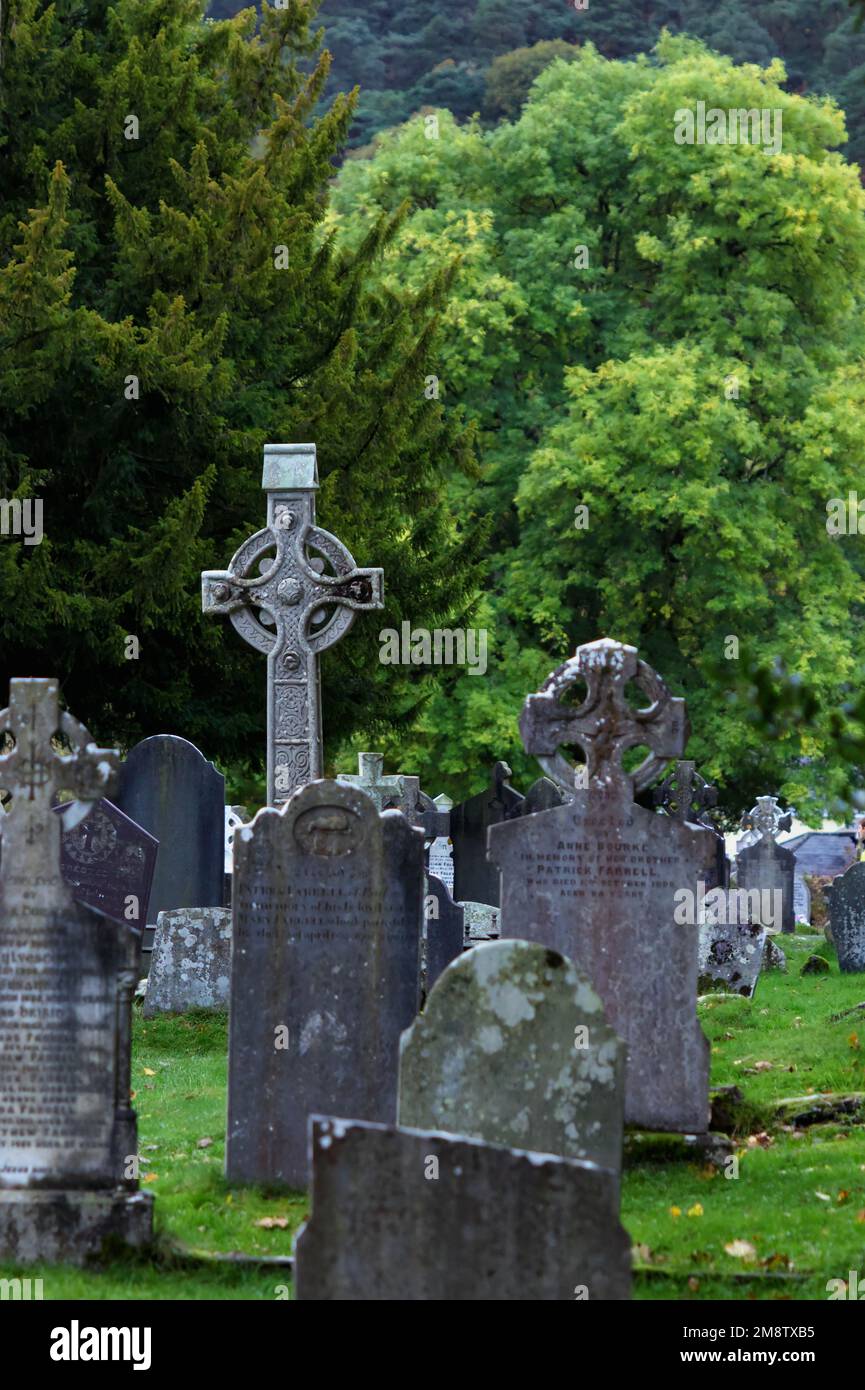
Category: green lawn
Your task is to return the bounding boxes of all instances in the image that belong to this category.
[3,933,865,1300]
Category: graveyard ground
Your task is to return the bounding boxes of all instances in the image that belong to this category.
[4,931,864,1301]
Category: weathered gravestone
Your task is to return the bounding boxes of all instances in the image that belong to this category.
[399,939,624,1170]
[522,776,572,815]
[143,907,232,1017]
[56,798,157,930]
[116,735,225,965]
[450,761,524,907]
[460,899,500,942]
[826,861,865,972]
[0,680,153,1264]
[735,797,795,935]
[423,872,464,994]
[489,638,716,1133]
[293,1116,631,1301]
[653,759,728,889]
[698,918,765,998]
[202,443,384,806]
[227,781,424,1187]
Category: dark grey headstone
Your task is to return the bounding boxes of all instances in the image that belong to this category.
[450,761,524,907]
[522,777,570,815]
[735,838,795,934]
[226,781,424,1188]
[0,679,152,1265]
[827,861,865,972]
[293,1116,631,1301]
[424,873,464,994]
[653,760,728,889]
[143,907,232,1017]
[399,940,624,1169]
[56,798,157,929]
[116,735,224,929]
[698,917,765,997]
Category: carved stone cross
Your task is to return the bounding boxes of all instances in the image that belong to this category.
[519,637,687,794]
[0,678,118,890]
[653,760,718,827]
[337,752,420,817]
[202,444,384,806]
[741,795,792,842]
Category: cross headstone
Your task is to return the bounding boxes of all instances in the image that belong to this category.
[423,871,464,993]
[450,761,524,907]
[489,638,715,1132]
[399,939,625,1170]
[202,444,384,805]
[735,797,795,934]
[336,752,419,817]
[227,781,424,1187]
[294,1115,631,1301]
[0,679,153,1264]
[653,759,727,888]
[826,861,865,972]
[116,735,225,965]
[143,907,232,1017]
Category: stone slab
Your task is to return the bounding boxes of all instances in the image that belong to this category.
[142,907,232,1017]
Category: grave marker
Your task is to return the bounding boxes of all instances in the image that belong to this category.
[399,939,624,1169]
[202,444,383,805]
[0,679,152,1264]
[450,761,524,906]
[489,638,715,1133]
[143,907,232,1017]
[423,872,464,993]
[826,861,865,972]
[735,797,795,935]
[227,781,424,1187]
[294,1116,631,1301]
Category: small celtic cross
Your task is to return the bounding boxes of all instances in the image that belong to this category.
[653,760,718,826]
[741,795,792,842]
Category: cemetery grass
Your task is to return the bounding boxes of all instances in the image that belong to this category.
[6,940,865,1301]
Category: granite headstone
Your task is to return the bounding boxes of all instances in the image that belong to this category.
[450,761,524,907]
[293,1116,631,1301]
[226,781,424,1187]
[826,861,865,972]
[735,798,795,935]
[423,872,464,994]
[143,907,232,1017]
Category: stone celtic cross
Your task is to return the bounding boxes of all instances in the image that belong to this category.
[0,679,118,888]
[741,795,792,842]
[519,637,687,794]
[337,752,420,816]
[653,760,718,826]
[202,444,384,806]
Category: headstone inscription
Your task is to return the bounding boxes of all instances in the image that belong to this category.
[488,638,715,1133]
[735,797,795,935]
[116,735,225,944]
[0,679,153,1264]
[450,761,524,907]
[56,798,157,929]
[293,1116,631,1301]
[143,907,233,1017]
[398,939,625,1170]
[826,861,865,972]
[226,781,424,1188]
[423,872,464,994]
[426,791,454,890]
[202,444,384,806]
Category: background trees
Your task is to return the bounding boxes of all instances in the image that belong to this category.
[331,38,865,813]
[0,0,483,796]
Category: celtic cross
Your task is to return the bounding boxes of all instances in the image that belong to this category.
[653,760,718,826]
[741,795,791,842]
[0,679,118,888]
[337,752,420,817]
[202,444,384,806]
[519,637,688,795]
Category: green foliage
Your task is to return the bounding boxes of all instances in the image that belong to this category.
[483,40,581,121]
[332,40,865,814]
[0,0,483,776]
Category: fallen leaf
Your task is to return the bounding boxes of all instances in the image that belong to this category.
[837,1190,850,1204]
[855,1210,865,1223]
[725,1239,758,1260]
[632,1243,653,1262]
[142,1067,156,1077]
[254,1217,289,1230]
[746,1132,774,1149]
[670,1206,682,1219]
[688,1277,700,1291]
[142,1172,158,1183]
[196,1137,213,1149]
[688,1203,704,1218]
[753,1060,773,1072]
[815,1191,831,1201]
